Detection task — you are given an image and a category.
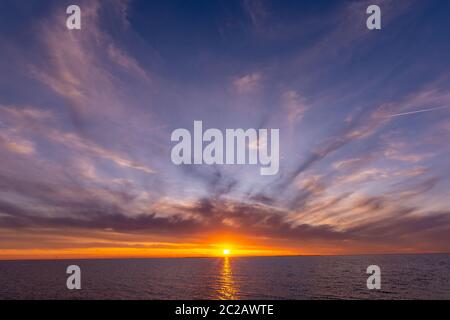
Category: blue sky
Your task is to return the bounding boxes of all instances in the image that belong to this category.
[0,0,450,258]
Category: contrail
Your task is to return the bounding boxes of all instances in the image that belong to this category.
[388,106,450,118]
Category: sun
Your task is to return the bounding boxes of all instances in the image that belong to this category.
[223,249,231,255]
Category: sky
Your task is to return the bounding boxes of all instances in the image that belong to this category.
[0,0,450,259]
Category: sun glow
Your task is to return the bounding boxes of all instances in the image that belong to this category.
[223,249,231,255]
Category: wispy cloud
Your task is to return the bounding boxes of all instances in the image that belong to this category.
[233,72,263,94]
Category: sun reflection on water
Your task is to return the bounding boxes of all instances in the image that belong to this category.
[217,256,237,299]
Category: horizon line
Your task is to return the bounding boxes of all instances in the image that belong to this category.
[1,251,449,262]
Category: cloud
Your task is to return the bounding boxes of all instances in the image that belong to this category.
[242,0,270,29]
[0,104,156,174]
[336,168,389,184]
[233,72,263,94]
[383,149,433,163]
[281,90,309,125]
[107,44,150,81]
[274,107,376,191]
[28,0,159,134]
[291,0,414,69]
[47,131,156,174]
[374,86,450,120]
[2,189,450,254]
[334,166,428,185]
[0,132,35,155]
[333,157,369,170]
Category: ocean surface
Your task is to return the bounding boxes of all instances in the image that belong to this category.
[0,254,449,299]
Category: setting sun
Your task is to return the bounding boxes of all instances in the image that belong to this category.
[223,249,231,255]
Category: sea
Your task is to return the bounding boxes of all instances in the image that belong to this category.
[0,254,449,299]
